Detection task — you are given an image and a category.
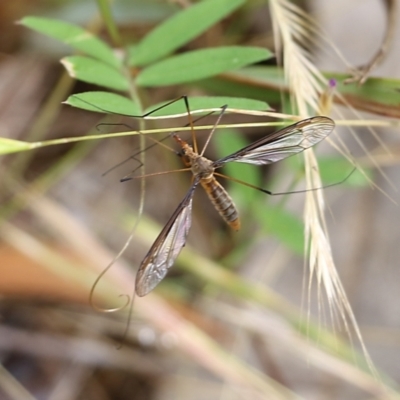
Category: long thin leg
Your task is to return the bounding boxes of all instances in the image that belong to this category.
[200,105,228,156]
[121,168,191,182]
[213,168,355,196]
[101,106,222,176]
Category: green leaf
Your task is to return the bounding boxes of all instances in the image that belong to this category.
[221,66,400,118]
[129,0,245,66]
[136,46,272,87]
[228,65,286,87]
[0,138,34,154]
[328,73,400,117]
[197,76,283,105]
[19,16,120,68]
[145,96,269,117]
[61,56,129,91]
[64,91,141,115]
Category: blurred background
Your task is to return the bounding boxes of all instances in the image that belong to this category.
[0,0,399,399]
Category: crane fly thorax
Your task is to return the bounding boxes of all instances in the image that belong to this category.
[191,155,214,180]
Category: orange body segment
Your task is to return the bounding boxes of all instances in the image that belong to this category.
[200,176,240,231]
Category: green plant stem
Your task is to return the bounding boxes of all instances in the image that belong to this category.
[95,0,122,47]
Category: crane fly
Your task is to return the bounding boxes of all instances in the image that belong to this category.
[135,111,335,296]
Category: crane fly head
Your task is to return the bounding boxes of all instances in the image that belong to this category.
[172,133,192,153]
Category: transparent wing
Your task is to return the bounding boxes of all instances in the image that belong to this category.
[213,116,334,167]
[135,181,198,297]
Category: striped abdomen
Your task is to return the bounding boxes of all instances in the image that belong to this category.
[200,176,240,231]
